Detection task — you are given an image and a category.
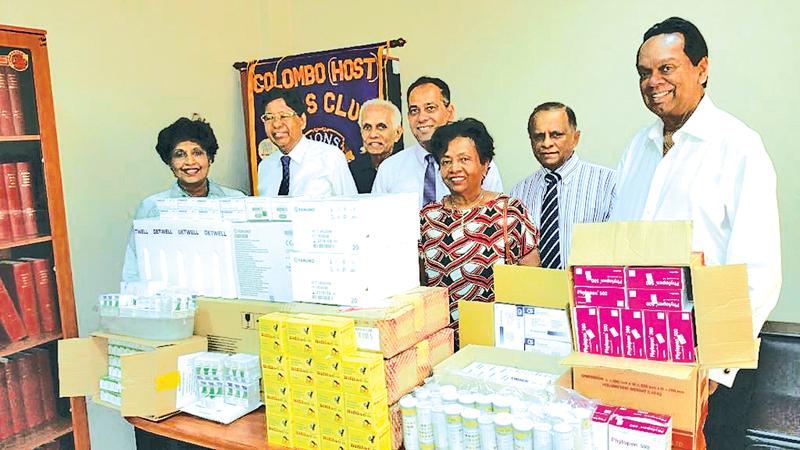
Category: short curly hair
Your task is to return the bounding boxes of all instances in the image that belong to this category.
[155,117,219,164]
[429,118,495,165]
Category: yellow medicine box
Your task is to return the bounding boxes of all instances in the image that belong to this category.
[267,430,294,449]
[348,423,391,450]
[261,353,288,372]
[344,391,389,421]
[290,384,317,410]
[265,399,292,419]
[263,382,292,403]
[258,312,292,338]
[316,389,345,414]
[259,337,285,355]
[341,352,387,396]
[261,367,289,385]
[311,316,357,359]
[320,420,348,449]
[316,374,343,392]
[288,354,314,374]
[293,416,321,448]
[313,356,342,379]
[266,414,292,434]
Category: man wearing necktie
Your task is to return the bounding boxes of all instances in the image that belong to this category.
[256,87,357,197]
[373,76,504,209]
[511,102,617,269]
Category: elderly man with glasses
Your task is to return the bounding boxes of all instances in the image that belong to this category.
[257,87,357,197]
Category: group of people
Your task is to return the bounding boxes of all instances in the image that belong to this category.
[123,17,780,448]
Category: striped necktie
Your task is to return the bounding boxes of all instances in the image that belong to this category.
[423,154,436,205]
[278,155,290,196]
[540,172,562,269]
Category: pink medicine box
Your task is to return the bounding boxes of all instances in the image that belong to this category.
[626,288,686,311]
[574,306,600,354]
[573,286,626,308]
[621,309,646,359]
[572,266,626,287]
[598,307,622,357]
[668,310,696,363]
[626,266,687,289]
[643,310,670,361]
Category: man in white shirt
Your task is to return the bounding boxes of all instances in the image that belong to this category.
[257,87,357,197]
[373,76,503,208]
[349,98,403,193]
[510,102,616,269]
[611,17,781,448]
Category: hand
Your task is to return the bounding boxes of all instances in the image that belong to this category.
[709,381,719,395]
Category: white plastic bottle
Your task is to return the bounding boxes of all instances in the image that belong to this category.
[552,422,573,450]
[401,395,421,450]
[492,395,512,414]
[494,412,515,450]
[573,408,593,450]
[461,407,482,450]
[479,413,497,450]
[532,422,553,450]
[444,403,465,450]
[512,418,534,450]
[475,393,494,414]
[458,393,477,409]
[418,400,436,450]
[442,389,460,406]
[431,403,449,449]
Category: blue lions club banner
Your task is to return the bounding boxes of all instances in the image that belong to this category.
[238,41,402,194]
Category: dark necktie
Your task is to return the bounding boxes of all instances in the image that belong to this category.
[423,154,436,205]
[278,155,290,196]
[540,172,562,269]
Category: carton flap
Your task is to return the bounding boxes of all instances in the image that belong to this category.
[91,330,190,348]
[568,221,692,266]
[458,300,494,347]
[58,337,107,397]
[120,351,159,417]
[494,265,569,308]
[561,351,695,379]
[693,265,759,368]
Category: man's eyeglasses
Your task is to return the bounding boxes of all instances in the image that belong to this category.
[261,111,298,123]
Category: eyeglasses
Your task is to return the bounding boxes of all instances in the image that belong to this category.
[261,111,298,123]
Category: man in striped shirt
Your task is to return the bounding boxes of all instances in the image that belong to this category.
[510,102,616,268]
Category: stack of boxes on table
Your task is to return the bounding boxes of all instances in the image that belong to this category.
[455,221,759,450]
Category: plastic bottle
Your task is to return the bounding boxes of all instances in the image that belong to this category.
[552,422,573,450]
[442,389,460,406]
[512,418,534,450]
[431,403,449,449]
[444,403,465,450]
[573,408,593,450]
[494,412,515,450]
[418,400,436,450]
[475,393,494,414]
[510,400,528,419]
[401,395,421,450]
[479,413,497,450]
[461,408,482,450]
[492,395,512,414]
[458,393,476,409]
[532,422,553,450]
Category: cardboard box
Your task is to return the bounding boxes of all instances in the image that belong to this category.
[384,327,454,405]
[523,337,572,357]
[493,303,525,350]
[626,267,687,289]
[574,286,626,308]
[58,332,207,418]
[523,305,571,343]
[233,221,293,302]
[627,287,687,311]
[196,286,448,358]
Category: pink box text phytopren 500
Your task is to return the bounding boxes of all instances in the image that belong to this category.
[572,266,626,287]
[574,286,626,308]
[644,310,670,361]
[574,306,600,354]
[626,288,686,311]
[599,307,623,357]
[625,267,687,289]
[621,309,646,359]
[668,311,696,363]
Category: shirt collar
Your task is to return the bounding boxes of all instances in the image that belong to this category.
[284,136,310,164]
[646,95,715,149]
[536,153,580,184]
[170,179,220,198]
[411,143,431,166]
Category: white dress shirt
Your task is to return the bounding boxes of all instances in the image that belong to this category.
[372,143,504,209]
[257,136,357,197]
[612,96,782,387]
[510,154,616,267]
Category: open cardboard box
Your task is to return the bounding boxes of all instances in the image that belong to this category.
[461,221,758,449]
[58,332,207,419]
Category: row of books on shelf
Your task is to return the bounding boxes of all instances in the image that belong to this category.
[0,65,26,137]
[0,160,40,241]
[0,347,58,440]
[0,258,58,343]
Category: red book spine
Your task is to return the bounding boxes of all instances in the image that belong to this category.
[4,356,28,434]
[5,67,25,135]
[0,168,12,241]
[30,348,56,422]
[0,261,41,337]
[1,163,24,239]
[17,352,44,428]
[15,162,37,237]
[0,358,13,439]
[0,277,26,341]
[0,67,14,136]
[20,258,58,333]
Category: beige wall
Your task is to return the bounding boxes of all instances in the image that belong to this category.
[2,1,265,448]
[264,0,800,324]
[0,0,797,448]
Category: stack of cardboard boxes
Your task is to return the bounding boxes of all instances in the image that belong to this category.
[459,221,759,449]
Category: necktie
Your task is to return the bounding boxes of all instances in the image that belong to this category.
[278,155,290,196]
[540,172,562,269]
[423,154,436,205]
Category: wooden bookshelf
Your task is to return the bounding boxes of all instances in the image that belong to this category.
[0,416,72,450]
[0,330,61,358]
[0,25,89,450]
